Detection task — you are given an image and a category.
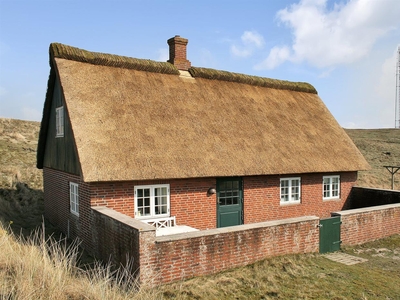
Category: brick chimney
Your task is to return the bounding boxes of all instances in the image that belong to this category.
[167,35,191,71]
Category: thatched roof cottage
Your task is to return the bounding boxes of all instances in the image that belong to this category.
[37,36,369,267]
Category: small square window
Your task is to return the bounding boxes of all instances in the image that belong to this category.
[323,176,340,200]
[135,184,170,219]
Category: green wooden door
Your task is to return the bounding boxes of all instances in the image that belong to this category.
[319,216,342,253]
[217,178,243,228]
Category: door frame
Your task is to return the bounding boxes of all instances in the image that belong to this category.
[216,177,244,228]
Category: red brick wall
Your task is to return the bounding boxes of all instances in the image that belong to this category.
[43,167,91,247]
[45,170,358,236]
[89,206,319,285]
[146,217,320,284]
[333,204,400,245]
[244,172,356,223]
[90,178,217,230]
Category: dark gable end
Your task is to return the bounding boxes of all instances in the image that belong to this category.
[37,40,369,182]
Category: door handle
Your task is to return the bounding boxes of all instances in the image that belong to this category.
[317,224,323,228]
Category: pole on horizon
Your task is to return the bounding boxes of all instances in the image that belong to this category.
[384,166,400,190]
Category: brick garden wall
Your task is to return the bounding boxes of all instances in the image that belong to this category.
[332,203,400,246]
[148,216,319,284]
[91,207,156,277]
[90,206,320,285]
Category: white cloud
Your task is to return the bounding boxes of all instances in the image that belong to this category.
[241,31,265,48]
[258,0,400,70]
[231,30,265,58]
[255,46,290,70]
[157,48,168,62]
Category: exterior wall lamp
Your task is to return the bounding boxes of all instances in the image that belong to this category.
[207,187,216,196]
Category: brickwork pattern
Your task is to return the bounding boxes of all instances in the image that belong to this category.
[45,170,358,236]
[91,208,143,274]
[167,35,191,70]
[334,204,400,245]
[90,207,319,285]
[244,172,356,223]
[87,172,357,231]
[147,218,319,284]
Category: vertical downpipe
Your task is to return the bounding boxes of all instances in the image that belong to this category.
[67,219,70,238]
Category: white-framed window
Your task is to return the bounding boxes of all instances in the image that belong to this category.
[70,182,79,216]
[134,184,170,219]
[280,177,301,204]
[55,106,64,137]
[323,175,340,200]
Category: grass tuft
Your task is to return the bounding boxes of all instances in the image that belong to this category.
[0,223,160,300]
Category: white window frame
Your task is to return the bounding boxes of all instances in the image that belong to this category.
[280,177,301,204]
[55,106,64,137]
[134,184,170,219]
[70,182,79,216]
[323,175,340,200]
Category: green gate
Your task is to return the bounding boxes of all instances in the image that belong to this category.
[217,178,243,228]
[319,216,342,253]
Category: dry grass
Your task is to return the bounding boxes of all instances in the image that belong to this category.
[345,129,400,190]
[0,223,160,300]
[0,118,42,189]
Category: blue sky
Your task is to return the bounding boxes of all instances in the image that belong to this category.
[0,0,399,128]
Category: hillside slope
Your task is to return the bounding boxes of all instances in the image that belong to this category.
[0,118,42,189]
[345,129,400,190]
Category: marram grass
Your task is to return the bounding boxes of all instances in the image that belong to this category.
[0,223,159,300]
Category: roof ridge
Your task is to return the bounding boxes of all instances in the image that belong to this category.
[189,67,317,94]
[49,43,180,75]
[49,43,317,94]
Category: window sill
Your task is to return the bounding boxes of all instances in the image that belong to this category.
[323,197,341,202]
[70,211,79,217]
[280,201,301,206]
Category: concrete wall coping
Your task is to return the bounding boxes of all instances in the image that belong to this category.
[92,206,156,232]
[332,203,400,216]
[353,186,400,193]
[156,215,319,242]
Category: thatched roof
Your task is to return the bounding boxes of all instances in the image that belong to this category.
[37,43,369,182]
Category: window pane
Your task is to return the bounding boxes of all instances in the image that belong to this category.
[232,181,239,189]
[161,187,167,195]
[226,181,232,190]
